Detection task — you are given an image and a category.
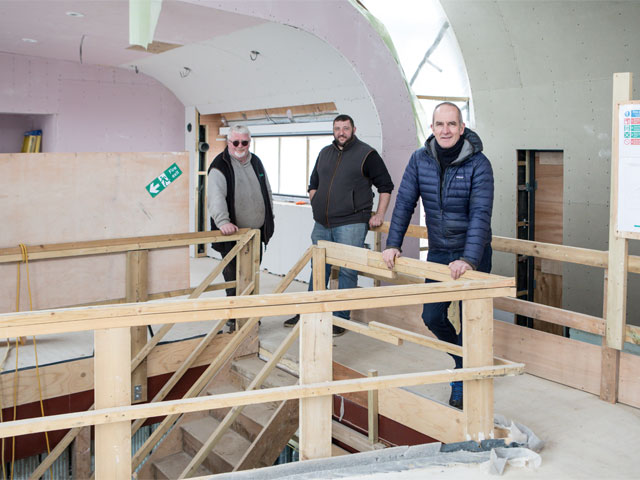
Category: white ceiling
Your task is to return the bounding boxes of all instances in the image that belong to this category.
[0,1,374,117]
[0,1,266,67]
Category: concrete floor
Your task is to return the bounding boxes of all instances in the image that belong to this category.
[6,256,640,478]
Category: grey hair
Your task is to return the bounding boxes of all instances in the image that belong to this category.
[227,124,251,139]
[432,102,463,125]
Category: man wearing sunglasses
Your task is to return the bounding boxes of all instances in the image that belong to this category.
[283,114,394,336]
[208,124,274,332]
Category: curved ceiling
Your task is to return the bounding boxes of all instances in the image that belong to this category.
[0,0,417,154]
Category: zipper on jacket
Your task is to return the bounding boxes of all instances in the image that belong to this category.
[325,150,343,227]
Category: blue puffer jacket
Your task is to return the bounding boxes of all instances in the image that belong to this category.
[386,129,493,268]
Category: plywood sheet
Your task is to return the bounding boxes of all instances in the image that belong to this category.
[494,320,601,394]
[0,152,189,313]
[619,351,640,408]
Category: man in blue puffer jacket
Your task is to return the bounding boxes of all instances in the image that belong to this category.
[382,102,494,409]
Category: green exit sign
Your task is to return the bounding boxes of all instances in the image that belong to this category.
[145,163,182,198]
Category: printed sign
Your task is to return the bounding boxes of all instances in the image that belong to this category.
[618,104,640,235]
[145,163,183,198]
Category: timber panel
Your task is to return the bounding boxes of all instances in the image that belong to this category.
[533,152,564,334]
[0,152,189,313]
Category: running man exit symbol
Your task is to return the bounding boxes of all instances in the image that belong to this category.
[145,163,183,198]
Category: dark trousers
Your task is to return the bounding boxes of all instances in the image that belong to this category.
[422,245,492,369]
[216,241,263,297]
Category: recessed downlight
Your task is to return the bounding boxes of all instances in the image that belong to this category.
[22,38,38,43]
[66,11,84,18]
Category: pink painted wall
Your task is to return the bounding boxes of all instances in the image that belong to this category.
[0,52,185,152]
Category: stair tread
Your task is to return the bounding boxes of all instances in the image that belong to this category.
[153,451,211,479]
[182,416,252,467]
[206,382,280,427]
[231,355,298,389]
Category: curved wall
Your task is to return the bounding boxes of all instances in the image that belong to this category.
[441,0,640,321]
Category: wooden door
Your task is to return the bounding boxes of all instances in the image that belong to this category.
[533,151,564,334]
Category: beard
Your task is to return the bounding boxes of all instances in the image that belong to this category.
[334,133,352,146]
[230,149,249,161]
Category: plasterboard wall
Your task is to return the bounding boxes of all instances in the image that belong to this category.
[0,52,185,153]
[442,0,640,324]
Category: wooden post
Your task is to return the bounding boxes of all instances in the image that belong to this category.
[313,246,327,291]
[299,311,333,460]
[605,72,632,350]
[72,427,92,480]
[126,250,148,403]
[462,298,494,441]
[251,229,261,296]
[329,266,339,290]
[236,233,254,329]
[373,230,382,287]
[94,328,131,479]
[299,246,332,460]
[600,270,620,403]
[367,369,379,444]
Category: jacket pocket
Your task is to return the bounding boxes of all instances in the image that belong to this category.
[353,188,373,212]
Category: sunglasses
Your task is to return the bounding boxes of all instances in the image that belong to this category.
[230,140,250,147]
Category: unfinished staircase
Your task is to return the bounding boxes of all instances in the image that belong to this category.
[137,354,299,479]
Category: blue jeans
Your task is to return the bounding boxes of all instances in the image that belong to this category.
[422,245,492,369]
[308,222,369,320]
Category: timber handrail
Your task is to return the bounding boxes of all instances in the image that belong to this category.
[0,242,519,478]
[133,245,313,471]
[0,229,254,263]
[28,230,259,479]
[371,222,640,345]
[0,363,523,440]
[370,223,640,273]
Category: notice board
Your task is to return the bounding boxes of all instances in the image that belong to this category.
[616,102,640,239]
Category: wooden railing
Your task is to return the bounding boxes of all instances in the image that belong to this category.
[371,222,640,405]
[0,240,521,479]
[1,229,261,479]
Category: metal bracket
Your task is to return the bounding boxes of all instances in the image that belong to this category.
[133,384,143,401]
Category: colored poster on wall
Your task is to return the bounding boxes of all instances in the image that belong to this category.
[617,103,640,238]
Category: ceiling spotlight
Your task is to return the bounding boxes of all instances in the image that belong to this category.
[66,11,84,18]
[179,67,192,78]
[22,38,38,43]
[250,50,260,61]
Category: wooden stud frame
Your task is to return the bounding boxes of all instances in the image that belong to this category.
[0,241,520,473]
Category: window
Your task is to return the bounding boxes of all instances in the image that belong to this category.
[252,135,333,197]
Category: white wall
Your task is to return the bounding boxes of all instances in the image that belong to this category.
[260,202,374,286]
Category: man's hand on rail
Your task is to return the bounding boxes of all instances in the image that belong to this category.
[219,223,239,235]
[382,248,401,269]
[369,212,385,228]
[448,259,471,280]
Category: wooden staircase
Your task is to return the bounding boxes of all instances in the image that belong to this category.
[136,354,299,479]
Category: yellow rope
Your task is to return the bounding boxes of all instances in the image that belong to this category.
[0,341,9,480]
[13,244,52,479]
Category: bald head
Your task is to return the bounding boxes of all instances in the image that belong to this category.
[432,102,463,125]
